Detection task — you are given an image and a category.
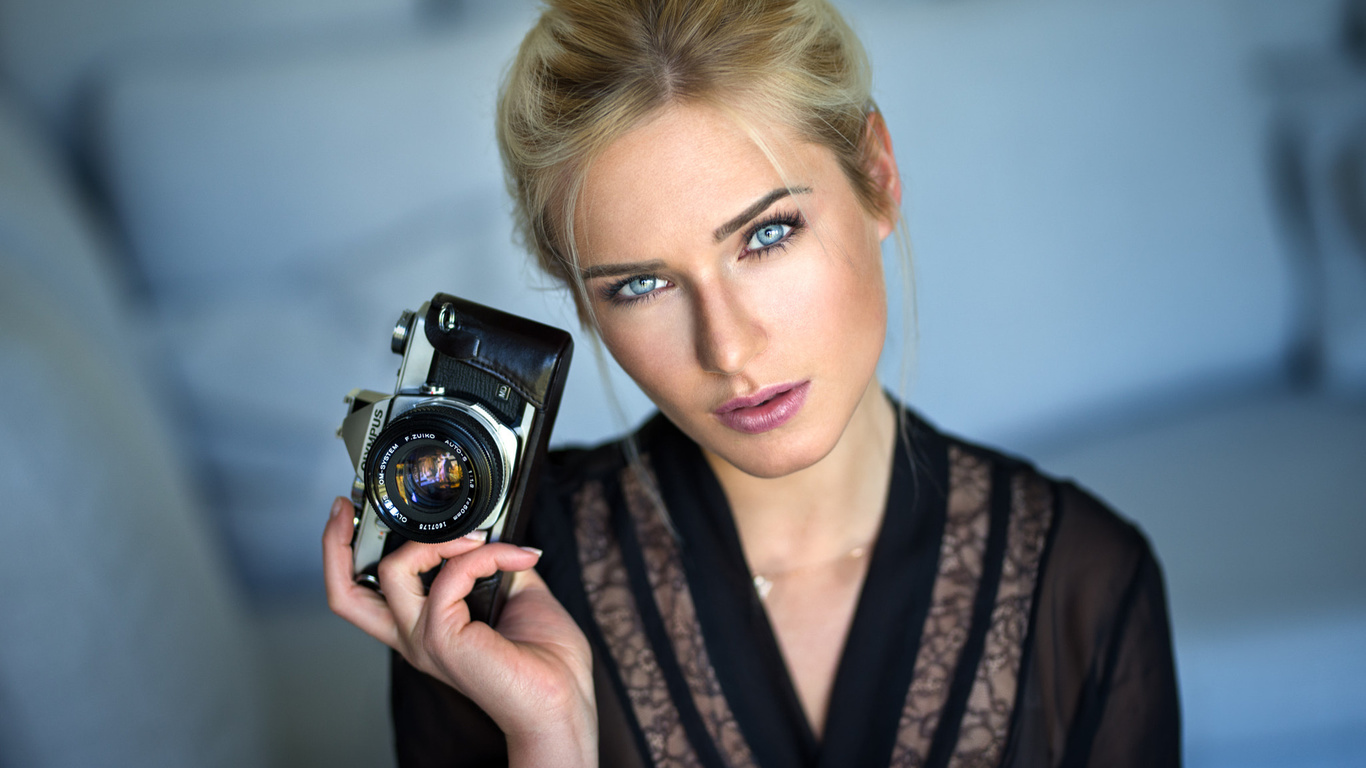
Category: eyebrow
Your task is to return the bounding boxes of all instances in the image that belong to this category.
[712,186,811,243]
[579,259,667,280]
[577,185,812,281]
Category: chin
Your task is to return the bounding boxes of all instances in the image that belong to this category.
[706,422,840,479]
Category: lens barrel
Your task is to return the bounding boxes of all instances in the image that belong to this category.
[364,405,505,542]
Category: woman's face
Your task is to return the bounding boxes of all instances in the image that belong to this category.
[575,102,898,478]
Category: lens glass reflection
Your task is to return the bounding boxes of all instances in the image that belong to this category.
[395,444,465,510]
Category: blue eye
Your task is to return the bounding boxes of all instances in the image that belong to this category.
[618,276,661,298]
[598,273,671,306]
[748,222,792,250]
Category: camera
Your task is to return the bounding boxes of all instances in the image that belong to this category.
[337,293,572,626]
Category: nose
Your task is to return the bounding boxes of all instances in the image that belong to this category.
[694,286,767,376]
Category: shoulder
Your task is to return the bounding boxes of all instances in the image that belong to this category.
[921,411,1158,606]
[1048,477,1156,581]
[936,414,1151,553]
[927,417,1168,684]
[916,422,1179,762]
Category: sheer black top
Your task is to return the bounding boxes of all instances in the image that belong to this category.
[391,408,1181,767]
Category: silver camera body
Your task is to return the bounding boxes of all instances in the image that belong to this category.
[337,293,572,625]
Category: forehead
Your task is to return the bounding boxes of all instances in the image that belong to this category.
[575,103,833,263]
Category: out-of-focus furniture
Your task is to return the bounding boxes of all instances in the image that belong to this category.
[0,86,268,767]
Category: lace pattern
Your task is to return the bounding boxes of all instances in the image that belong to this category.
[620,466,758,768]
[574,479,705,767]
[574,468,758,768]
[946,470,1054,768]
[574,442,1055,768]
[890,446,992,767]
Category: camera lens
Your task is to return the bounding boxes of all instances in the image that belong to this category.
[394,443,466,511]
[364,405,506,542]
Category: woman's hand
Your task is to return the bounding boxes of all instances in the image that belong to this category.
[323,497,597,767]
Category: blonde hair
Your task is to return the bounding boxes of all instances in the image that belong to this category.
[496,0,900,325]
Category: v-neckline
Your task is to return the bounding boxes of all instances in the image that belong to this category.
[645,411,950,768]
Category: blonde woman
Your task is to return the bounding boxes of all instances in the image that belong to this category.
[324,1,1180,765]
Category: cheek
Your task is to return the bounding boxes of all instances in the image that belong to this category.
[780,234,887,356]
[596,309,691,399]
[838,218,890,334]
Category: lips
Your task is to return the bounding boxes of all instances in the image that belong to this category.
[714,380,810,434]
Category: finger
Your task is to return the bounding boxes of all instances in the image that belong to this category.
[424,543,542,626]
[378,533,492,632]
[383,529,491,579]
[506,564,549,599]
[322,497,400,647]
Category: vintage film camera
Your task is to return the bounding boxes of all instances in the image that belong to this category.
[337,293,572,626]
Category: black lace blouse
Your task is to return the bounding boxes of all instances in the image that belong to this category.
[390,408,1181,767]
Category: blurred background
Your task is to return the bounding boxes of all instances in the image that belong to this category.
[0,0,1362,765]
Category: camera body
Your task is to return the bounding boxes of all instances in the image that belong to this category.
[338,293,572,626]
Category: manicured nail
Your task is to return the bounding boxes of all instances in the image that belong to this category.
[463,530,489,542]
[331,497,345,518]
[519,546,543,558]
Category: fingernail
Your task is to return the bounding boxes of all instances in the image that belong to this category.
[331,497,344,518]
[463,529,489,542]
[519,546,543,558]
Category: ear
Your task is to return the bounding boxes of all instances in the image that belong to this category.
[864,110,902,241]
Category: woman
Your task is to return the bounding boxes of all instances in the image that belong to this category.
[323,1,1180,765]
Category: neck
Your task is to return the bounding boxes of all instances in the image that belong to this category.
[704,380,897,575]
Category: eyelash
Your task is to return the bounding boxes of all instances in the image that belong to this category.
[599,274,669,306]
[600,210,806,306]
[741,210,805,257]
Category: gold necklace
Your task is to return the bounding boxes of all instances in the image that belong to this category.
[751,543,872,600]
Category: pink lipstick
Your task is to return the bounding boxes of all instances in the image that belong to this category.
[714,381,810,434]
